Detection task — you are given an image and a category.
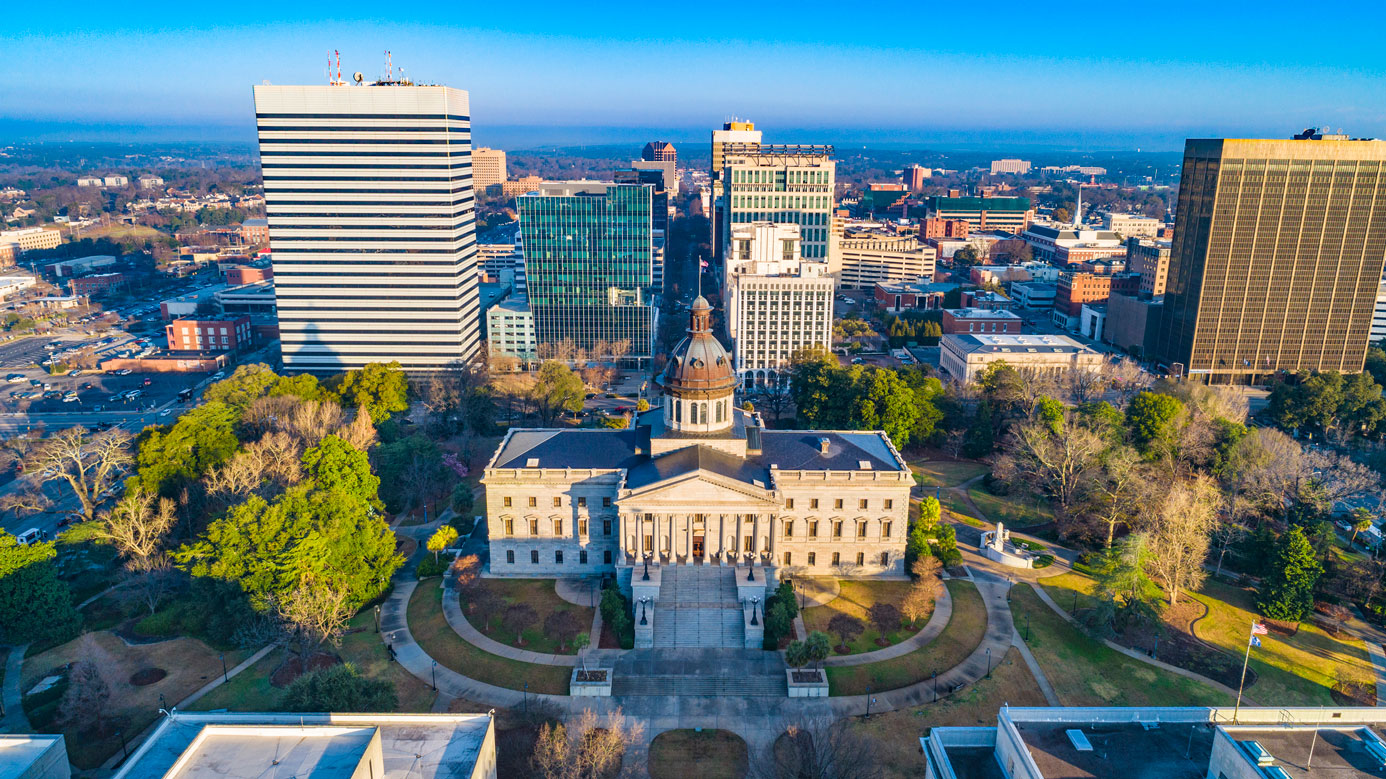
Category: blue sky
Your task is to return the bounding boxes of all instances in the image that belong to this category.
[4,1,1386,150]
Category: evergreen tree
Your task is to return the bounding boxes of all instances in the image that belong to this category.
[0,532,80,645]
[1257,526,1323,623]
[278,663,397,712]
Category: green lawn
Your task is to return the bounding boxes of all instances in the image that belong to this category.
[190,609,438,712]
[826,580,987,695]
[803,580,929,655]
[409,582,570,695]
[967,485,1054,528]
[911,460,989,489]
[935,492,984,526]
[1187,578,1374,706]
[649,730,748,779]
[461,578,593,654]
[1010,584,1230,707]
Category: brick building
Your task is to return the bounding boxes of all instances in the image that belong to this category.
[942,308,1022,335]
[70,273,127,297]
[226,265,273,285]
[920,217,969,240]
[165,316,253,353]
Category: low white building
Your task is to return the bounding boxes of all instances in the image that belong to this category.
[111,712,497,779]
[1011,281,1057,308]
[1101,211,1163,237]
[76,177,103,187]
[138,175,165,189]
[724,222,833,387]
[1080,303,1106,341]
[940,333,1103,384]
[487,297,537,362]
[0,273,38,300]
[102,175,129,187]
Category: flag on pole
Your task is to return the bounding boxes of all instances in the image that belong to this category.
[1251,622,1268,636]
[700,259,709,268]
[1250,636,1262,648]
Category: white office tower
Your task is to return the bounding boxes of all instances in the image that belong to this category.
[724,222,834,388]
[253,83,481,372]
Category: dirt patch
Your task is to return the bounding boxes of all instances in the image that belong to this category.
[575,669,607,682]
[270,652,341,688]
[129,667,167,686]
[791,670,825,684]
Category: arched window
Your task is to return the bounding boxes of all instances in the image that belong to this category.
[675,398,682,422]
[716,400,725,423]
[701,402,708,423]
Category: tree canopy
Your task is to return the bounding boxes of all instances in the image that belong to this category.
[302,435,381,509]
[332,362,410,423]
[134,401,240,496]
[176,483,401,612]
[0,532,80,645]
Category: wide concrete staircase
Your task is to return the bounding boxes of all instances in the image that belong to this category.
[652,565,743,648]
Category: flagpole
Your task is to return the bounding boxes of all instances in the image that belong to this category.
[1233,621,1254,723]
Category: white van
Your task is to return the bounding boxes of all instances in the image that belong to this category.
[16,528,40,545]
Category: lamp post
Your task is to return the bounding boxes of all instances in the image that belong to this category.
[985,646,992,678]
[523,681,529,715]
[642,554,650,581]
[374,604,381,633]
[432,659,438,691]
[932,670,939,702]
[750,597,760,626]
[220,653,227,683]
[1024,613,1031,642]
[747,563,755,582]
[117,729,129,761]
[866,686,873,718]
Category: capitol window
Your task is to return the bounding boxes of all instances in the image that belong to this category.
[504,519,514,536]
[529,518,538,535]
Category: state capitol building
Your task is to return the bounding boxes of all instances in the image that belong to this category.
[482,298,911,590]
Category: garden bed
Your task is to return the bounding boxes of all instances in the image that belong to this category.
[802,580,928,655]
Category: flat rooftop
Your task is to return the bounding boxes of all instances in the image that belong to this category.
[1015,721,1216,779]
[113,713,492,779]
[938,746,1006,779]
[1224,726,1386,778]
[0,735,65,779]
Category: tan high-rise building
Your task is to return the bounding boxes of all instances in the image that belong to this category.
[1154,131,1386,383]
[711,121,761,182]
[472,147,507,191]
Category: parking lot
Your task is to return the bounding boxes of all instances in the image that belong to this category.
[0,368,209,415]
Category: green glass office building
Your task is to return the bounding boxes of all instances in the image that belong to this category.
[519,183,656,363]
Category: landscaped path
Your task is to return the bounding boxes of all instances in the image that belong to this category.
[441,577,578,667]
[1,643,31,732]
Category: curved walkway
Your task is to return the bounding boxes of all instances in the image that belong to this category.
[828,569,1015,716]
[821,583,953,667]
[2,643,31,732]
[1025,580,1249,703]
[441,577,578,667]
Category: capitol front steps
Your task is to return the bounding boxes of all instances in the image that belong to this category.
[651,564,744,649]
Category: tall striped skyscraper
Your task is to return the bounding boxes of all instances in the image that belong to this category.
[252,83,481,372]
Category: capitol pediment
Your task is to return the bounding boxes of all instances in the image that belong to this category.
[621,470,778,506]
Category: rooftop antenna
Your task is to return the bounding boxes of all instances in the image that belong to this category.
[327,52,332,85]
[336,50,342,85]
[387,50,393,82]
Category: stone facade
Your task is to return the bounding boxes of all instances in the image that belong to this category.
[482,298,911,583]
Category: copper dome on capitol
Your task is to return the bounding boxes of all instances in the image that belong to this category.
[658,296,738,396]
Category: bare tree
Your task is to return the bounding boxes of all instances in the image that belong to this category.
[751,721,883,779]
[277,582,354,672]
[993,414,1105,518]
[1108,358,1151,406]
[1142,475,1220,605]
[132,562,182,616]
[338,405,378,451]
[99,484,177,571]
[0,487,52,522]
[286,400,344,445]
[531,707,645,779]
[31,427,132,522]
[60,657,111,735]
[1065,366,1107,405]
[1086,446,1148,549]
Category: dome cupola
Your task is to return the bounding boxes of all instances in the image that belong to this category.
[658,296,737,433]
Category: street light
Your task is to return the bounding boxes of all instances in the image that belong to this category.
[523,681,529,714]
[220,653,227,683]
[374,604,381,633]
[431,659,438,691]
[985,646,992,678]
[932,670,939,702]
[866,686,873,718]
[642,554,651,581]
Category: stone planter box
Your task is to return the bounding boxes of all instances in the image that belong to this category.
[786,668,828,698]
[571,667,613,697]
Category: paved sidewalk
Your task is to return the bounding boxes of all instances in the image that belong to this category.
[2,643,31,732]
[1365,641,1386,707]
[177,643,278,709]
[822,583,953,667]
[555,577,602,608]
[440,578,578,666]
[1012,632,1060,706]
